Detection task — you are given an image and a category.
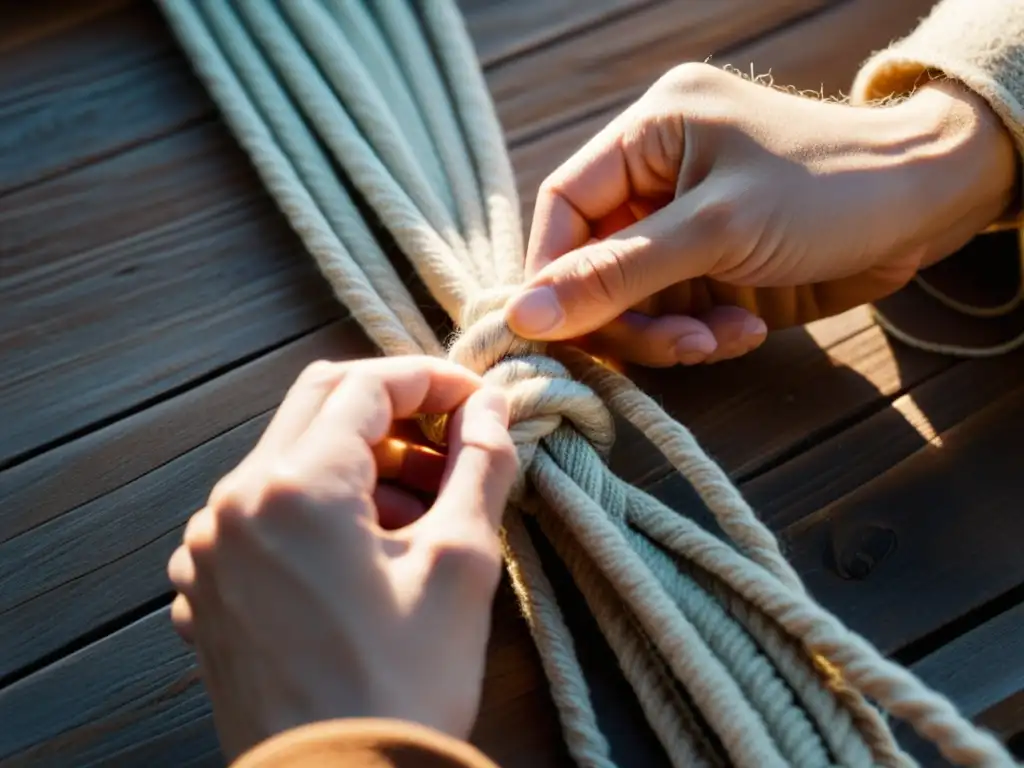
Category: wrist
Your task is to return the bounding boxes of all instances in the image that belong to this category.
[883,79,1018,236]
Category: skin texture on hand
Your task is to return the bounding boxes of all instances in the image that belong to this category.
[167,357,519,762]
[507,63,1018,367]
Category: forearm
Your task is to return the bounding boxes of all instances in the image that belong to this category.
[230,719,499,768]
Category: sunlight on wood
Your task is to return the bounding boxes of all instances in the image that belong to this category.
[892,394,945,448]
[803,306,875,349]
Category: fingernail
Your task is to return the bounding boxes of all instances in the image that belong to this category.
[506,286,565,337]
[744,315,767,337]
[675,332,716,363]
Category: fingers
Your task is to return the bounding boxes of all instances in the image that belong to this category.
[583,305,767,366]
[509,194,725,342]
[583,312,718,367]
[421,388,518,539]
[527,109,644,277]
[258,357,482,458]
[526,102,681,278]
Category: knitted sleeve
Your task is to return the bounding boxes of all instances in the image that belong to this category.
[229,719,500,768]
[851,0,1024,228]
[851,0,1024,153]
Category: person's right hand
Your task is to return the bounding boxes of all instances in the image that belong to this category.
[506,63,1017,366]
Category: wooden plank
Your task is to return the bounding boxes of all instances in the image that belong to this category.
[488,0,832,145]
[0,0,960,675]
[742,344,1024,532]
[896,601,1024,765]
[778,381,1024,657]
[0,582,568,768]
[0,1,210,195]
[511,0,939,223]
[639,344,1024,666]
[617,316,952,486]
[0,312,911,679]
[0,0,129,55]
[0,122,342,468]
[0,321,375,545]
[912,602,1024,740]
[0,320,377,680]
[7,346,1020,767]
[463,0,654,67]
[0,0,823,197]
[0,0,852,466]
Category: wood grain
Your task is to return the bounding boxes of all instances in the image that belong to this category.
[0,2,208,195]
[488,0,832,144]
[463,0,655,67]
[0,0,960,695]
[0,320,375,545]
[743,344,1024,531]
[0,0,823,198]
[0,583,568,768]
[898,602,1024,764]
[616,316,952,486]
[639,346,1024,663]
[0,122,342,468]
[0,0,860,469]
[781,382,1024,656]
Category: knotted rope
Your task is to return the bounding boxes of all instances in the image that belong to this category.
[160,2,1017,765]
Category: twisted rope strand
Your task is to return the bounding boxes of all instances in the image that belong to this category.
[162,1,1018,765]
[351,0,494,276]
[233,0,475,317]
[537,510,720,768]
[532,438,790,767]
[163,1,426,357]
[501,512,615,768]
[314,0,445,198]
[197,0,440,356]
[631,493,1007,765]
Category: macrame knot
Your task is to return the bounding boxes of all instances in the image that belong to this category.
[424,289,615,501]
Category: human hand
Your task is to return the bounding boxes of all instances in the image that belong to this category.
[507,63,1017,366]
[167,357,518,761]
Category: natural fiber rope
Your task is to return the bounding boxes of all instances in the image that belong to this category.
[873,227,1024,357]
[160,2,1018,765]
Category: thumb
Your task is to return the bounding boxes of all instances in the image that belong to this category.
[506,195,724,341]
[425,387,519,539]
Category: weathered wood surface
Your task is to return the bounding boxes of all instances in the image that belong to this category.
[2,0,1023,765]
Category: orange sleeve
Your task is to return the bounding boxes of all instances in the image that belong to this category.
[230,719,500,768]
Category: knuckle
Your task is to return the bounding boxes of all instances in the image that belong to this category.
[291,359,346,399]
[182,507,219,560]
[260,462,313,512]
[573,245,631,304]
[658,61,720,95]
[299,359,341,386]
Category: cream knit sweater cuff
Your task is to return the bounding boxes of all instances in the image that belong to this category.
[851,0,1024,151]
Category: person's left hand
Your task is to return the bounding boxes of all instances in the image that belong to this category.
[167,356,518,761]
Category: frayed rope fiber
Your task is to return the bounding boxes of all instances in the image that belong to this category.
[160,2,1017,766]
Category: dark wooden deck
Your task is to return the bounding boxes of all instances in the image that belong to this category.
[2,1,1024,766]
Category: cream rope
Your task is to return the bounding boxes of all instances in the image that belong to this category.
[160,2,1017,766]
